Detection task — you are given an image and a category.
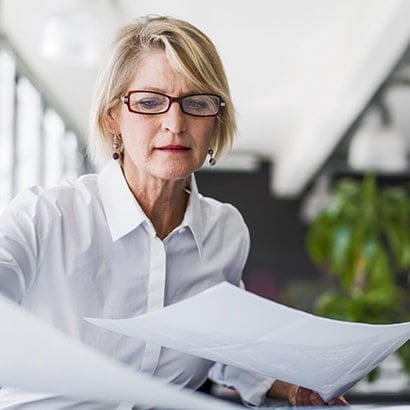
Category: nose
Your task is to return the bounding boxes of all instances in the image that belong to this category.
[162,100,187,134]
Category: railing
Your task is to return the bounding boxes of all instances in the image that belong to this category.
[0,37,93,212]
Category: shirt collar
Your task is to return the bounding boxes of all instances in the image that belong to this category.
[98,160,146,241]
[98,161,205,255]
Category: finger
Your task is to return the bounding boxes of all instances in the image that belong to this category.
[295,387,308,406]
[295,388,327,406]
[309,392,326,406]
[328,396,349,406]
[296,394,311,406]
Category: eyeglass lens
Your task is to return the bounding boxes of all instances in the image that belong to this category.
[126,91,222,116]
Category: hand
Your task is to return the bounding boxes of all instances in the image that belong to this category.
[268,380,349,406]
[291,386,349,406]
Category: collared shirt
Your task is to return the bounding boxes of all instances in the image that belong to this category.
[0,160,274,409]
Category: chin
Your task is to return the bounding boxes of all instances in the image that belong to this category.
[156,167,194,181]
[158,161,202,179]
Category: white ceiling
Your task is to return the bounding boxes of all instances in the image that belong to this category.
[1,0,410,197]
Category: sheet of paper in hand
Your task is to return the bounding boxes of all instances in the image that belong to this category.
[85,282,410,401]
[0,293,243,410]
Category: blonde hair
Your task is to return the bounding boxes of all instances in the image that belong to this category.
[88,15,237,167]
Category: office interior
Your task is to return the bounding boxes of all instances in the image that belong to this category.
[0,0,409,407]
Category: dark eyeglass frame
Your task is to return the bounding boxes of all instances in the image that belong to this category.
[119,90,225,117]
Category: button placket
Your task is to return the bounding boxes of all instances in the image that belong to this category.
[140,232,166,374]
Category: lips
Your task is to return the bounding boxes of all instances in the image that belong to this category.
[156,145,190,151]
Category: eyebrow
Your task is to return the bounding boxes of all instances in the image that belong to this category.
[128,87,200,97]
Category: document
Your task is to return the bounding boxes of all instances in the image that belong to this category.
[85,282,410,402]
[0,293,242,410]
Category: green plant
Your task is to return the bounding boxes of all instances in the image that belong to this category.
[306,173,410,380]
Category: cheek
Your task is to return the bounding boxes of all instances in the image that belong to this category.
[120,130,149,162]
[197,120,216,147]
[121,117,157,145]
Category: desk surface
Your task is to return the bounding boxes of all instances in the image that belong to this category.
[346,391,410,405]
[259,406,410,410]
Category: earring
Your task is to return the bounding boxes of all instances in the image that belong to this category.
[112,134,120,160]
[208,148,216,166]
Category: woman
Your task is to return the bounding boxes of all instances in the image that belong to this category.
[0,15,347,408]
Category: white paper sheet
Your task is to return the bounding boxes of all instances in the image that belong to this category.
[85,282,410,402]
[0,293,243,410]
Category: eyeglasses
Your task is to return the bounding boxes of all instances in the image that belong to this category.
[120,90,225,117]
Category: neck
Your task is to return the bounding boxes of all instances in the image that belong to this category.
[123,168,191,239]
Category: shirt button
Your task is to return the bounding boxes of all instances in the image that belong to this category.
[179,228,186,234]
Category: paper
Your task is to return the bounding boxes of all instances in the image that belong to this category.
[85,282,410,402]
[0,293,243,410]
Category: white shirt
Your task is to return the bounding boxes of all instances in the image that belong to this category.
[0,160,274,409]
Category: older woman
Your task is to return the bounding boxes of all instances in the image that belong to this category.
[0,15,347,408]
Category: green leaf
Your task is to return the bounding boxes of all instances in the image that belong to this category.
[305,172,410,381]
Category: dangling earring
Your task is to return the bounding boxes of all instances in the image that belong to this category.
[208,148,216,166]
[112,134,120,160]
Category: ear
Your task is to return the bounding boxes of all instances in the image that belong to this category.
[103,108,119,134]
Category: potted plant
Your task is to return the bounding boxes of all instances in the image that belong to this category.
[306,173,410,381]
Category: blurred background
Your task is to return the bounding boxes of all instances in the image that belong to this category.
[0,0,409,402]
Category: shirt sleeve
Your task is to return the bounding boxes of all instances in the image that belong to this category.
[208,362,275,407]
[204,200,274,406]
[208,205,275,406]
[0,187,50,302]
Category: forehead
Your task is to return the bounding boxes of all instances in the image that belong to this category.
[127,50,193,94]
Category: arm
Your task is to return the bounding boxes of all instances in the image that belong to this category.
[0,187,47,303]
[267,380,349,406]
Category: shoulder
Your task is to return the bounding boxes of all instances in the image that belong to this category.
[1,173,100,220]
[198,193,250,240]
[195,194,250,282]
[201,192,246,220]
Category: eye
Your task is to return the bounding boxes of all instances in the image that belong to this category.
[128,93,168,112]
[135,98,163,110]
[182,95,220,116]
[148,98,164,107]
[184,97,208,111]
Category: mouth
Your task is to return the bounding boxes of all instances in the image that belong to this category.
[156,145,191,153]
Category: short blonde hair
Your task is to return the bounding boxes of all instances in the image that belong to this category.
[88,15,237,167]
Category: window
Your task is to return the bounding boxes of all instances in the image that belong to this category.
[0,45,90,212]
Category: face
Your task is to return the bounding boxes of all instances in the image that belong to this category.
[105,50,216,185]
